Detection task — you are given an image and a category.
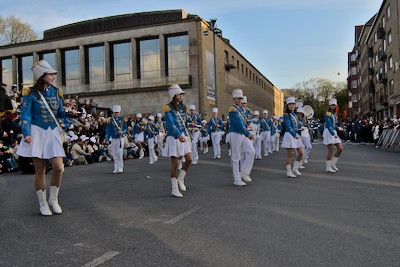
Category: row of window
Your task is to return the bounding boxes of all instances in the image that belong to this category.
[1,34,189,88]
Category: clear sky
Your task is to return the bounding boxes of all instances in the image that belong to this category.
[1,0,383,89]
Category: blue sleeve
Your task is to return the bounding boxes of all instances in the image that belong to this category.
[56,93,71,130]
[324,114,336,136]
[229,110,250,137]
[284,115,297,138]
[165,111,182,138]
[20,94,32,137]
[122,121,127,134]
[219,118,224,131]
[105,122,112,140]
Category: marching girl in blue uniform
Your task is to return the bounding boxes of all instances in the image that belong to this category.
[187,105,202,164]
[323,98,343,173]
[199,120,210,153]
[17,60,71,216]
[296,107,313,168]
[281,97,304,178]
[162,84,192,198]
[144,115,159,165]
[154,113,166,155]
[208,108,224,159]
[105,105,128,174]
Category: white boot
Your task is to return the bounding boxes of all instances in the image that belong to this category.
[292,161,302,176]
[303,158,308,164]
[139,149,144,159]
[326,160,337,173]
[286,164,296,178]
[171,178,183,198]
[177,170,187,191]
[331,157,339,171]
[298,160,305,169]
[36,190,52,216]
[49,186,62,214]
[240,172,252,182]
[228,149,231,156]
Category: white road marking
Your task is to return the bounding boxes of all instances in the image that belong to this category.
[164,206,202,224]
[81,251,121,267]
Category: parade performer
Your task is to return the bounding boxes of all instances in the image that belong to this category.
[162,84,192,198]
[229,89,255,186]
[260,109,273,156]
[144,115,158,164]
[17,60,70,216]
[105,105,127,174]
[250,110,262,159]
[296,107,313,166]
[271,116,282,152]
[281,97,304,178]
[154,113,166,155]
[132,113,145,159]
[323,98,343,173]
[208,107,224,159]
[187,105,202,165]
[199,120,210,154]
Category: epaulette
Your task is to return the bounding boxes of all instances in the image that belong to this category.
[326,112,332,116]
[22,88,30,96]
[283,113,289,117]
[162,105,171,112]
[228,106,236,112]
[124,117,128,122]
[106,118,111,124]
[249,109,253,114]
[57,88,64,99]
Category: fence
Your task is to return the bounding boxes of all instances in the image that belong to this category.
[376,126,400,151]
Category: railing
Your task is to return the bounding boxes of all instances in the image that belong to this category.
[376,126,400,151]
[61,75,192,95]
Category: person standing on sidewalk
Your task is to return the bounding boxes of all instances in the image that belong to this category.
[323,98,343,173]
[228,89,255,186]
[17,60,70,216]
[162,84,192,198]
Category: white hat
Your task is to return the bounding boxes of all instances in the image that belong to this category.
[12,84,17,87]
[329,98,337,106]
[136,113,142,118]
[112,105,121,113]
[67,130,75,137]
[242,96,247,103]
[296,102,304,108]
[296,107,305,114]
[31,60,57,79]
[212,107,218,113]
[189,105,196,111]
[263,110,268,114]
[253,110,260,116]
[148,115,154,121]
[70,135,78,142]
[286,97,296,104]
[90,136,96,143]
[272,116,280,120]
[80,135,89,142]
[201,120,207,124]
[99,111,104,117]
[232,88,244,99]
[168,84,185,98]
[156,113,162,118]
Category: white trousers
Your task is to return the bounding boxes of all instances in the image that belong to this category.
[231,133,255,182]
[253,134,262,158]
[261,131,272,154]
[272,134,280,151]
[148,137,157,163]
[191,130,200,162]
[300,135,312,159]
[155,134,164,154]
[112,137,124,171]
[211,132,221,157]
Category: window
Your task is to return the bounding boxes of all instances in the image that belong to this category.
[88,46,105,84]
[1,58,12,86]
[40,52,56,68]
[64,49,80,87]
[385,62,388,73]
[352,94,359,102]
[383,39,387,51]
[237,60,239,70]
[388,31,392,44]
[382,17,386,28]
[113,42,132,82]
[389,79,394,94]
[374,33,377,42]
[351,53,356,62]
[167,35,189,77]
[389,56,393,69]
[351,67,357,75]
[351,80,358,88]
[387,5,391,18]
[139,38,160,79]
[241,64,244,74]
[20,55,33,87]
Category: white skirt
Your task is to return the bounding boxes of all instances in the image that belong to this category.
[17,125,65,159]
[135,132,144,142]
[225,132,231,144]
[281,132,304,149]
[200,135,209,143]
[323,128,342,145]
[162,136,192,157]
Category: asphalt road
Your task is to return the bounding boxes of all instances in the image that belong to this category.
[1,142,399,267]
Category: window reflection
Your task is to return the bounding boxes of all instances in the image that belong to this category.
[89,46,105,84]
[64,49,80,87]
[21,55,33,87]
[167,35,189,77]
[41,52,56,68]
[113,42,132,81]
[1,58,13,86]
[139,39,160,79]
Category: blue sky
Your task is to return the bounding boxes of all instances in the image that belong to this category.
[1,0,382,89]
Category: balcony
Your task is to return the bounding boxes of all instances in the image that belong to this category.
[368,68,374,75]
[378,51,387,61]
[369,82,375,93]
[377,27,385,39]
[378,73,387,83]
[224,59,236,71]
[367,47,373,57]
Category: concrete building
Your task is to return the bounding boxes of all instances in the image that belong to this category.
[348,0,400,120]
[0,10,280,119]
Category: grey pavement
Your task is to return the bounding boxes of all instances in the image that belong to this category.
[0,142,399,266]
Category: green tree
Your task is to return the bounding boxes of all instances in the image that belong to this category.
[0,15,37,45]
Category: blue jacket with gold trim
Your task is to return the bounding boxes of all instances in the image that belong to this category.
[105,116,127,140]
[163,103,188,138]
[324,112,338,136]
[283,112,301,138]
[228,105,250,137]
[20,86,70,137]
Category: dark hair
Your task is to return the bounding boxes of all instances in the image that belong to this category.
[285,103,295,114]
[31,74,60,100]
[327,105,337,113]
[169,95,186,112]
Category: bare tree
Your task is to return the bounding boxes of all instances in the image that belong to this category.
[0,15,37,45]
